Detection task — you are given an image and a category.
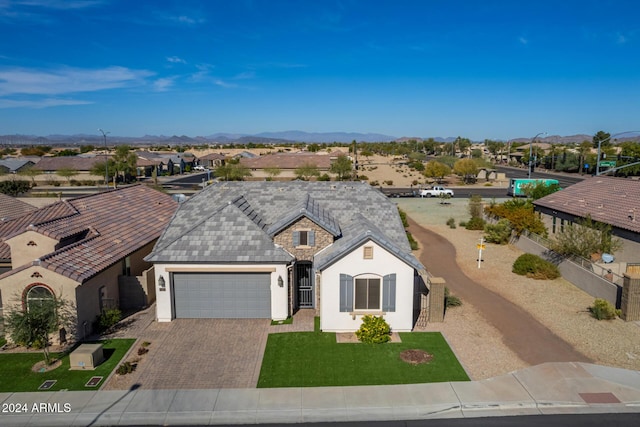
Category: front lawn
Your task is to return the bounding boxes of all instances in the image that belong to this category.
[258,332,469,388]
[0,338,135,392]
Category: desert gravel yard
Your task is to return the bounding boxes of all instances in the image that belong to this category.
[398,198,640,379]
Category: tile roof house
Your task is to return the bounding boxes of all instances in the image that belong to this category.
[146,181,428,332]
[0,159,36,174]
[0,185,178,342]
[238,151,346,180]
[33,156,106,173]
[0,193,38,224]
[135,151,195,175]
[533,176,640,270]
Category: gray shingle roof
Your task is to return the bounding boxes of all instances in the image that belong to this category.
[266,193,341,237]
[147,181,421,269]
[314,213,424,272]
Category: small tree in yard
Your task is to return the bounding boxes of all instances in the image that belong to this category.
[330,155,353,180]
[56,167,77,184]
[551,215,622,259]
[5,293,74,365]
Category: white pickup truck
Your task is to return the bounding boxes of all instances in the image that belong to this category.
[419,186,454,198]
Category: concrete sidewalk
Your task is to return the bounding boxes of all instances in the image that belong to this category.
[1,362,639,426]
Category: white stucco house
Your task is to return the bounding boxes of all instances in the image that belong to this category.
[145,181,428,332]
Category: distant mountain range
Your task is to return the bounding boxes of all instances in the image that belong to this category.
[0,131,625,146]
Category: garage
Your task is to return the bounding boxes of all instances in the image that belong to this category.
[172,272,271,318]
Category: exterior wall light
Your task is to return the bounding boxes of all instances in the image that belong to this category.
[158,275,166,291]
[278,275,284,287]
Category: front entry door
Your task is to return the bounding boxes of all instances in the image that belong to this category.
[296,262,314,308]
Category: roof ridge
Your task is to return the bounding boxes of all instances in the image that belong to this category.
[150,195,243,254]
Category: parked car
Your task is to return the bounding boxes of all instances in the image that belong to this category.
[193,165,207,171]
[419,186,454,198]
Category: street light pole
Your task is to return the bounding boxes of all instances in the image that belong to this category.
[596,131,640,176]
[98,128,110,189]
[528,132,546,179]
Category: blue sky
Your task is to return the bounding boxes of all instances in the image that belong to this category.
[1,0,639,140]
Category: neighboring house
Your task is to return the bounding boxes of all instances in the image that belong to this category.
[0,193,37,223]
[146,181,428,332]
[533,176,640,274]
[0,159,35,174]
[135,151,195,175]
[0,185,178,342]
[239,151,345,180]
[198,153,226,169]
[32,156,105,175]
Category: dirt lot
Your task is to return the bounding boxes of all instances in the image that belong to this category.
[398,198,640,379]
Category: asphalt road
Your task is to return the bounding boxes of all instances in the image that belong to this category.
[138,412,640,426]
[493,165,586,189]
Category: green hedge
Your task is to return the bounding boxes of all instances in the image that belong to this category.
[512,253,560,280]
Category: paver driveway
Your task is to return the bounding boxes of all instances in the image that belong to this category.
[102,307,315,390]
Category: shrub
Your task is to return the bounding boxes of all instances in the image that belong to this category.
[384,180,394,186]
[589,298,621,320]
[137,346,149,356]
[369,180,379,186]
[446,218,456,229]
[95,308,122,333]
[116,361,136,375]
[142,341,151,347]
[406,231,418,250]
[355,315,391,344]
[357,175,369,181]
[484,219,512,244]
[459,221,467,227]
[445,287,462,308]
[318,173,331,181]
[465,217,486,230]
[512,253,560,280]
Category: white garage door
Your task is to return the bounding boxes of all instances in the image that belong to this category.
[173,273,271,318]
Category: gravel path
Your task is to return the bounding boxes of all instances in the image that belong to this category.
[398,198,640,379]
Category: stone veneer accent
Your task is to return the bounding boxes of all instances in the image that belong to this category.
[428,277,446,323]
[273,217,335,261]
[621,273,640,321]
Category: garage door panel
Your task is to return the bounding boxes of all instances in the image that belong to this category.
[173,273,271,318]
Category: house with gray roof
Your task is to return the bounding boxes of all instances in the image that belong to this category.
[146,181,428,332]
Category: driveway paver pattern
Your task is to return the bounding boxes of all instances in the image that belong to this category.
[102,308,315,390]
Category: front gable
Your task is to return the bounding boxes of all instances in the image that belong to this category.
[273,216,335,261]
[5,230,59,269]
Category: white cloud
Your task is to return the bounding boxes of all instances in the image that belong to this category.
[519,36,528,45]
[167,56,187,64]
[0,66,154,96]
[0,97,92,108]
[616,33,627,44]
[153,77,175,92]
[233,71,255,80]
[214,79,237,89]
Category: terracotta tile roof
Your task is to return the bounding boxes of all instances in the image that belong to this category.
[0,193,38,222]
[533,176,640,234]
[0,185,178,282]
[239,152,344,170]
[198,153,227,161]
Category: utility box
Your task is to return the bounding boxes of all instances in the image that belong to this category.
[69,344,104,370]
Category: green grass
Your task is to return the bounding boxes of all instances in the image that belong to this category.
[258,332,469,388]
[0,338,135,392]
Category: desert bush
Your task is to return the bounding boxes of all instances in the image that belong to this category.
[116,361,136,375]
[137,346,149,356]
[512,253,560,280]
[484,219,512,244]
[465,217,486,230]
[94,308,122,333]
[318,173,331,181]
[445,287,462,307]
[355,315,391,344]
[446,218,456,229]
[369,180,379,186]
[589,298,621,320]
[384,180,394,186]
